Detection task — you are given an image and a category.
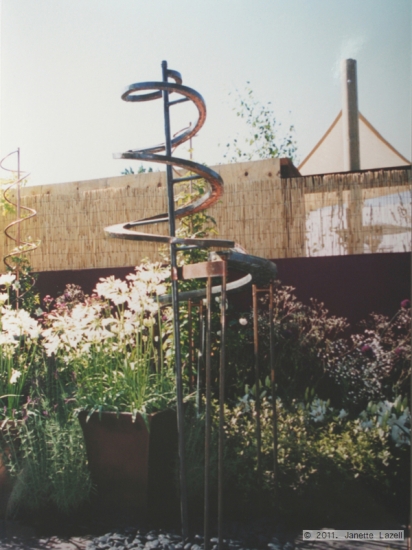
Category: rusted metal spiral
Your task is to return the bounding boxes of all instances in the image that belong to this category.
[104,67,277,298]
[104,62,278,542]
[0,149,38,271]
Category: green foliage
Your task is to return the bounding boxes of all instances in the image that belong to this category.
[184,393,409,522]
[0,178,18,216]
[232,287,411,413]
[121,165,153,175]
[41,263,177,418]
[232,286,349,405]
[5,250,40,314]
[1,400,92,517]
[223,84,298,164]
[326,306,411,409]
[0,272,41,420]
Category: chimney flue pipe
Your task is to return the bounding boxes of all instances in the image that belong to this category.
[341,58,360,171]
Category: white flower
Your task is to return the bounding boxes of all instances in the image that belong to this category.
[0,293,9,305]
[309,398,328,423]
[156,284,167,296]
[338,409,348,419]
[9,369,22,385]
[239,318,248,326]
[95,276,128,304]
[42,330,61,356]
[0,273,16,287]
[1,307,41,340]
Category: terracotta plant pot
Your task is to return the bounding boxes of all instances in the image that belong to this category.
[78,409,178,522]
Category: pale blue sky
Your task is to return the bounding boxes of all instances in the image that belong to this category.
[1,0,411,186]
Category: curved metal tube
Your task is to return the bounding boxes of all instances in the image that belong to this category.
[104,67,277,297]
[0,150,38,271]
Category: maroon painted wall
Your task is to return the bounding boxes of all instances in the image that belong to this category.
[35,252,410,328]
[271,253,410,327]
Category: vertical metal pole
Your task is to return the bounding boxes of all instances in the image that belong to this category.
[16,148,21,309]
[252,285,262,490]
[269,282,278,500]
[218,268,227,549]
[188,299,193,393]
[341,59,360,171]
[204,277,212,550]
[161,60,188,539]
[197,301,204,416]
[16,148,21,248]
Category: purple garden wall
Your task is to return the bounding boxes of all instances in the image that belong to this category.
[35,252,410,328]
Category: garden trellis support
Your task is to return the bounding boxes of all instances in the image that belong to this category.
[104,61,277,542]
[0,148,38,307]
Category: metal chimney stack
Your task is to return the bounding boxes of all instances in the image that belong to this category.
[341,58,360,171]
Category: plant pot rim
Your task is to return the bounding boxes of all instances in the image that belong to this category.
[77,408,175,421]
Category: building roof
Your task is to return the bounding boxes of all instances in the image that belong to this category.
[298,111,411,176]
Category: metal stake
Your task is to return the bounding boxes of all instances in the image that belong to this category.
[218,267,227,549]
[197,300,205,417]
[161,59,188,539]
[188,299,193,393]
[269,282,278,501]
[204,276,212,550]
[252,285,262,492]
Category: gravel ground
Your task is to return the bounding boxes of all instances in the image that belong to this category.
[0,521,408,550]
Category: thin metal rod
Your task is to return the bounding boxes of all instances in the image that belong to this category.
[162,59,188,539]
[269,281,278,502]
[173,174,202,184]
[16,148,21,248]
[204,277,212,550]
[196,301,204,416]
[169,97,190,106]
[218,268,227,549]
[188,299,193,393]
[252,285,262,491]
[16,148,21,308]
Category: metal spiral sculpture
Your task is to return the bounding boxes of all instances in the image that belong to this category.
[104,64,277,300]
[104,61,277,542]
[0,149,38,304]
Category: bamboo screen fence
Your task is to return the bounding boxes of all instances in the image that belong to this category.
[0,159,410,273]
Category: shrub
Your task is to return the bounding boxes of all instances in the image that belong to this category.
[183,392,410,523]
[1,399,92,517]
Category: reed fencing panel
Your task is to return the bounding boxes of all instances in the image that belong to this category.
[0,160,410,272]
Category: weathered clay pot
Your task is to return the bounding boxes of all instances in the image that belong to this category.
[78,409,178,521]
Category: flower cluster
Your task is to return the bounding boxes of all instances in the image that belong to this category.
[326,301,411,411]
[0,261,175,419]
[0,273,41,417]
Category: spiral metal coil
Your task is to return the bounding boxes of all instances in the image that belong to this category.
[104,63,278,541]
[104,66,277,297]
[0,149,38,272]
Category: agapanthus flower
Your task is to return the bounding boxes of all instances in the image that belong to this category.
[95,276,128,305]
[0,273,16,287]
[9,369,22,385]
